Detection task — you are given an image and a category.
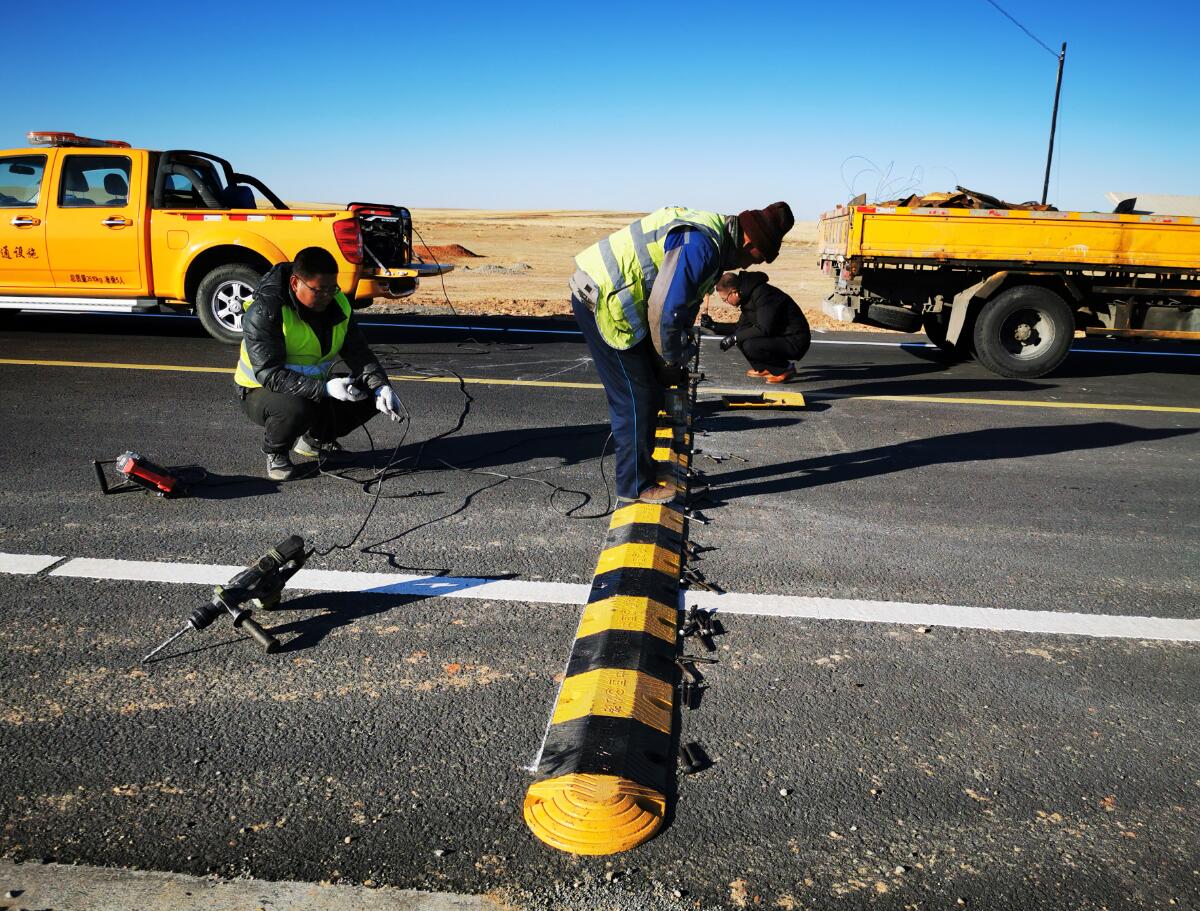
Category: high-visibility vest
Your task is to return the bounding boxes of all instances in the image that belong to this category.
[234,291,352,388]
[574,207,728,349]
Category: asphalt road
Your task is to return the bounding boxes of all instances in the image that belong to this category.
[1,311,1198,910]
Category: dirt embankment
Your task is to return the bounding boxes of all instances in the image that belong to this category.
[373,209,876,332]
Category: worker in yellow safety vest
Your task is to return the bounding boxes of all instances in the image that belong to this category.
[570,203,794,502]
[235,246,403,480]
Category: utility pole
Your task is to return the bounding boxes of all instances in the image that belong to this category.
[1041,42,1066,206]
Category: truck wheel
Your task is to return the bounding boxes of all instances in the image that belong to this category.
[866,302,922,333]
[196,264,263,344]
[972,286,1074,378]
[922,312,970,357]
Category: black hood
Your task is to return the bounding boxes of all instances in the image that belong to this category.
[735,270,770,299]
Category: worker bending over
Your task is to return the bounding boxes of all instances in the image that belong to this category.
[715,271,811,383]
[570,203,794,503]
[235,246,403,480]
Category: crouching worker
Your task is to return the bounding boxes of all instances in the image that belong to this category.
[234,246,403,481]
[715,271,811,383]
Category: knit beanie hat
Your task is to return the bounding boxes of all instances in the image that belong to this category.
[738,202,794,262]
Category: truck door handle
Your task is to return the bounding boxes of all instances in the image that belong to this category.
[102,216,132,228]
[10,216,40,227]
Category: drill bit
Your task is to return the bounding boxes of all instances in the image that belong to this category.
[142,623,192,664]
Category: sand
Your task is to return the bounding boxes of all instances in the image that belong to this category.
[370,208,873,332]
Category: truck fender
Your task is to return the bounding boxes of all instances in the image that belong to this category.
[182,234,288,298]
[946,271,1083,345]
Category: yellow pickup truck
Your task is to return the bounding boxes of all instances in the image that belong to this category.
[0,131,448,343]
[817,200,1200,377]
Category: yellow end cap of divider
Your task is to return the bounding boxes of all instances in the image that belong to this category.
[764,391,806,406]
[721,391,807,408]
[524,773,666,855]
[552,668,673,732]
[595,541,681,577]
[610,502,685,534]
[577,595,678,644]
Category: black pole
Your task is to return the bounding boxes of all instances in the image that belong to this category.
[1041,42,1066,206]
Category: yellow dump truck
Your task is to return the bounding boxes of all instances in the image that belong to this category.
[0,131,448,343]
[817,201,1200,377]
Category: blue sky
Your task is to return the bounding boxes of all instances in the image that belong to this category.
[5,0,1198,217]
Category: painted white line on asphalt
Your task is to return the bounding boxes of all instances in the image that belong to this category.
[288,568,590,605]
[50,558,243,586]
[11,553,1197,642]
[684,591,1200,642]
[0,552,63,575]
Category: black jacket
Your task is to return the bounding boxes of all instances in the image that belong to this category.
[241,263,387,401]
[733,271,809,342]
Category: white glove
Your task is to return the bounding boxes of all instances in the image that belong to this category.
[375,385,403,422]
[325,376,369,402]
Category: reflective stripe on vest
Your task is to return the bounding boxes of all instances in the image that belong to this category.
[574,207,727,349]
[234,291,353,389]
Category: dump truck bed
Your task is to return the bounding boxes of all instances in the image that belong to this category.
[818,205,1200,273]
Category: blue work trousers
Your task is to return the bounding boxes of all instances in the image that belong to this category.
[572,295,665,500]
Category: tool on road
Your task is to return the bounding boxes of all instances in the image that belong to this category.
[142,535,308,663]
[680,605,723,652]
[679,741,711,774]
[93,451,188,498]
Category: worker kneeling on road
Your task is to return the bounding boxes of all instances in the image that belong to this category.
[715,271,811,383]
[234,246,403,481]
[571,203,794,503]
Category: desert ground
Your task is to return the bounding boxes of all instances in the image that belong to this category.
[379,209,862,331]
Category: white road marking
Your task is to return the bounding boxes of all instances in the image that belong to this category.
[0,552,63,575]
[51,558,243,585]
[6,551,1193,642]
[685,591,1200,642]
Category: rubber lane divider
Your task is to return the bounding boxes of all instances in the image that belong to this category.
[524,386,692,855]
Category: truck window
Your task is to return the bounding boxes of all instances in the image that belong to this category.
[58,155,132,208]
[0,155,47,208]
[159,156,226,209]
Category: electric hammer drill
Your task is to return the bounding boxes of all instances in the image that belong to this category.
[142,535,309,663]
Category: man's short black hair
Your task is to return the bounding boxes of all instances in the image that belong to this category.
[293,246,339,279]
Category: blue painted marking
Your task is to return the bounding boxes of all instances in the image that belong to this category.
[17,310,1200,357]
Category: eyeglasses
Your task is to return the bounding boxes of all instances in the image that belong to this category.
[295,276,339,298]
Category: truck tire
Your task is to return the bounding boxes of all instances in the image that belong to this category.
[196,263,263,344]
[922,312,970,357]
[866,302,922,333]
[972,285,1074,378]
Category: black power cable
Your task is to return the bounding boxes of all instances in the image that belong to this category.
[300,225,619,560]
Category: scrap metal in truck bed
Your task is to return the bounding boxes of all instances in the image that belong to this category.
[817,198,1200,377]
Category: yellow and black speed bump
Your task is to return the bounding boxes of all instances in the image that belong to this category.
[524,389,693,856]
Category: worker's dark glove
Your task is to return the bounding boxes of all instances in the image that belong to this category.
[719,334,737,352]
[656,363,689,388]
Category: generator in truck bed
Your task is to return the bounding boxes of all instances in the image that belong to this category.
[817,196,1200,377]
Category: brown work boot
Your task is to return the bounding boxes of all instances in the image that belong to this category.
[765,365,796,384]
[636,484,677,503]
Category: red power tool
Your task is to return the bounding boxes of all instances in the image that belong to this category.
[93,451,187,498]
